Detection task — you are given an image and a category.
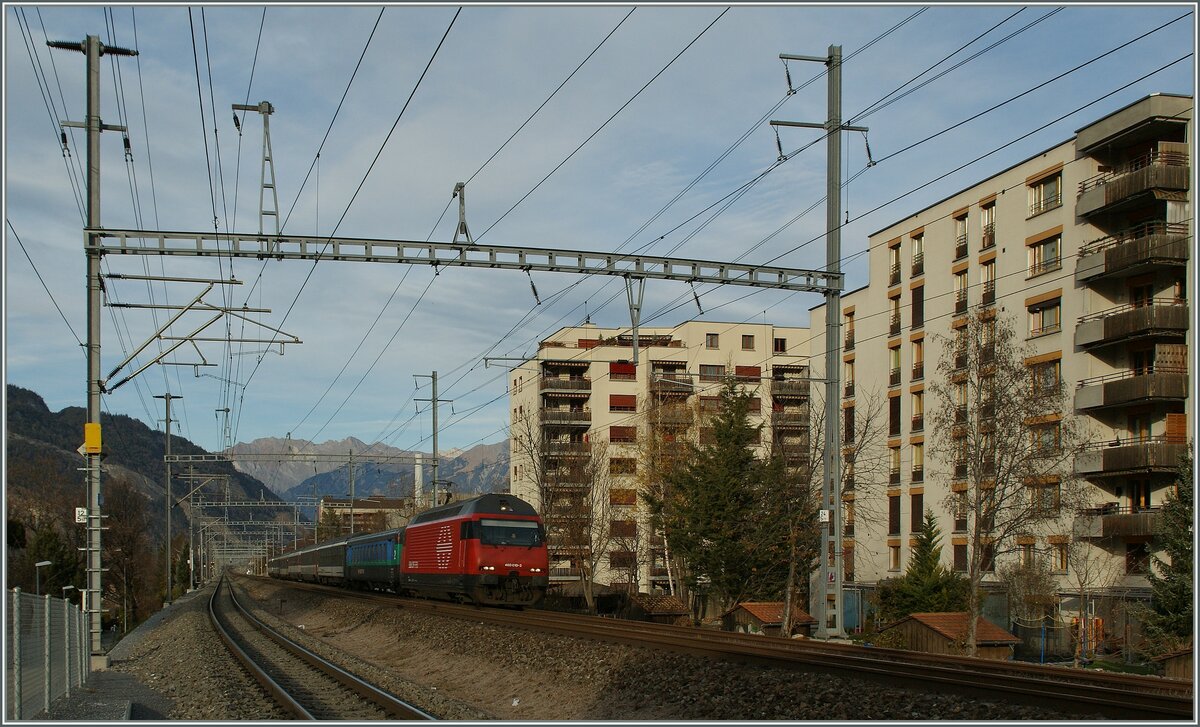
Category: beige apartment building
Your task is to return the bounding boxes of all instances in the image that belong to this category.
[809,93,1192,622]
[509,319,810,593]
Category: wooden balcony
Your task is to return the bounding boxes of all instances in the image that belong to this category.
[1074,436,1189,477]
[1073,505,1160,540]
[540,408,591,425]
[1075,369,1188,411]
[1076,149,1189,218]
[1076,222,1190,283]
[540,376,591,392]
[1075,300,1188,349]
[650,374,693,395]
[772,379,809,398]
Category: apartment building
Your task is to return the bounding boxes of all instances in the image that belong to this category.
[809,93,1192,617]
[509,319,810,592]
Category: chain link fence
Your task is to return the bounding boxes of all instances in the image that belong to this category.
[6,588,89,720]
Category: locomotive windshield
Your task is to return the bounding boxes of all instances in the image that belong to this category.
[479,519,543,547]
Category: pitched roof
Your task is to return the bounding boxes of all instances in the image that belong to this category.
[629,594,689,615]
[1152,645,1193,662]
[890,612,1019,644]
[724,601,817,626]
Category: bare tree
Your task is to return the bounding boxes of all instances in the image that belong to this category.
[929,310,1085,655]
[1061,537,1124,666]
[635,389,696,604]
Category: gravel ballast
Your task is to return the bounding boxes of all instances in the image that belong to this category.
[103,576,1096,720]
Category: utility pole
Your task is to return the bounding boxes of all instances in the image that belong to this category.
[415,372,452,508]
[348,450,355,534]
[49,34,136,663]
[771,45,865,640]
[188,465,195,590]
[154,393,180,605]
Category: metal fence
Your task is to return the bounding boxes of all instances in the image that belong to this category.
[6,588,89,720]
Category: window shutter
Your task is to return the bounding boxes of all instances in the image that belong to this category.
[609,362,636,376]
[888,495,900,536]
[1166,413,1188,443]
[735,365,761,379]
[609,394,637,410]
[910,493,923,533]
[912,286,924,328]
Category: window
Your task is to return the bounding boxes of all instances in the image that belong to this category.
[609,458,637,475]
[889,295,901,335]
[911,234,924,276]
[844,405,855,444]
[844,360,855,398]
[609,361,636,380]
[1126,543,1150,575]
[1031,422,1061,456]
[981,203,995,248]
[911,391,924,432]
[609,489,638,506]
[1030,480,1061,516]
[610,519,637,538]
[741,334,755,350]
[1028,235,1061,276]
[1030,359,1061,394]
[889,545,902,571]
[1131,346,1155,376]
[911,492,923,533]
[911,442,924,481]
[609,425,638,443]
[1029,298,1061,336]
[953,544,968,572]
[1053,542,1068,572]
[1020,543,1036,567]
[609,551,636,569]
[889,445,901,484]
[889,396,901,437]
[734,365,761,381]
[698,364,725,382]
[912,339,924,380]
[953,491,968,532]
[705,333,719,349]
[844,312,855,349]
[954,271,968,313]
[889,495,901,535]
[911,285,924,328]
[981,542,996,572]
[889,243,902,285]
[699,395,721,413]
[981,261,995,305]
[609,394,637,412]
[954,214,968,259]
[773,337,787,354]
[889,345,901,387]
[1029,173,1062,216]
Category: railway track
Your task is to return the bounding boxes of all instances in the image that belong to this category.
[243,576,1193,720]
[208,575,435,720]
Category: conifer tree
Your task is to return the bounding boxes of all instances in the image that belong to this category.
[1142,452,1193,651]
[875,510,969,622]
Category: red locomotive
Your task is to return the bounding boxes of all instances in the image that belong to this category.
[268,493,549,607]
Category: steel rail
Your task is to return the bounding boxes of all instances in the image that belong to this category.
[247,577,1192,720]
[214,575,436,720]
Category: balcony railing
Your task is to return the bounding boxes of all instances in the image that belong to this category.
[1075,299,1189,349]
[954,462,969,479]
[911,252,924,277]
[954,289,968,314]
[1075,367,1188,411]
[981,223,995,249]
[772,379,809,399]
[981,280,995,305]
[889,367,901,387]
[955,234,968,260]
[1073,505,1161,540]
[773,409,809,427]
[889,468,901,484]
[650,374,692,394]
[1074,435,1189,476]
[912,362,924,380]
[540,408,591,424]
[1029,255,1062,277]
[911,414,924,432]
[1029,322,1061,337]
[546,441,590,456]
[954,405,968,424]
[540,376,591,391]
[1077,221,1190,281]
[981,343,996,363]
[911,466,924,483]
[889,264,901,286]
[1029,192,1062,217]
[953,351,968,370]
[844,382,855,398]
[844,329,855,350]
[1078,150,1189,194]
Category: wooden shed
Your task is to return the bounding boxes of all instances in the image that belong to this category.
[877,612,1019,660]
[1153,646,1193,681]
[626,594,691,625]
[722,602,818,638]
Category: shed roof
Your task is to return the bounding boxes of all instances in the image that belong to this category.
[1152,645,1194,663]
[723,601,817,626]
[629,594,690,616]
[886,612,1019,645]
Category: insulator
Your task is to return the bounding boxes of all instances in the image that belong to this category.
[232,113,241,133]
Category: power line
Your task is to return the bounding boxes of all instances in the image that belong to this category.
[7,219,84,350]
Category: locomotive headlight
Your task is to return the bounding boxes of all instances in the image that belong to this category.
[481,565,496,571]
[529,567,543,573]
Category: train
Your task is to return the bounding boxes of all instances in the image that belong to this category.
[266,493,550,607]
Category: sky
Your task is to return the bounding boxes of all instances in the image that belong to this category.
[3,2,1195,456]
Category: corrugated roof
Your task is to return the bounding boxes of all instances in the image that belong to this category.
[892,612,1019,644]
[724,601,817,626]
